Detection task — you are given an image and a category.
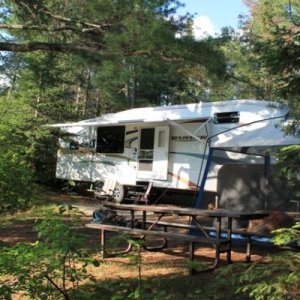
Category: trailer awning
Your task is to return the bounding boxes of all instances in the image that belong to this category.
[46,116,210,128]
[210,116,300,149]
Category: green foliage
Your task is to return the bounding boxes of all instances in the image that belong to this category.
[1,0,228,110]
[0,95,36,212]
[218,31,278,100]
[105,236,145,300]
[272,222,300,246]
[0,206,100,299]
[275,145,300,197]
[242,0,300,118]
[216,221,300,300]
[236,252,300,300]
[187,259,209,272]
[0,0,230,189]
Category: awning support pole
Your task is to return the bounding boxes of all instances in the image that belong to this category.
[193,147,214,209]
[263,152,270,210]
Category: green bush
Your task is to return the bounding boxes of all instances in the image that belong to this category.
[276,145,300,198]
[0,152,35,212]
[0,96,37,212]
[215,222,300,300]
[0,207,100,299]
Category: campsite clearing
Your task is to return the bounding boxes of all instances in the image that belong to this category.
[0,191,286,299]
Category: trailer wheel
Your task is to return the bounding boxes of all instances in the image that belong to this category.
[113,183,124,203]
[94,181,104,193]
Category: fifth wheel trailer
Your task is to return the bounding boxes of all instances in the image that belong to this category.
[49,100,300,208]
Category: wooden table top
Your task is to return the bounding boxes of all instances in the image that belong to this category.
[103,203,269,220]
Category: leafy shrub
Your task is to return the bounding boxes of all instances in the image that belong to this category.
[0,152,35,212]
[215,222,300,300]
[276,145,300,198]
[0,206,100,299]
[0,96,37,212]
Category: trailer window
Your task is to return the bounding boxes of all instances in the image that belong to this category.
[138,128,155,171]
[96,126,125,153]
[214,111,239,124]
[140,128,155,150]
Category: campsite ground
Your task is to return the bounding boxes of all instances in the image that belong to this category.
[0,189,278,299]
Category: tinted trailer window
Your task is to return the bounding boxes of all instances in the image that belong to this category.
[96,126,125,153]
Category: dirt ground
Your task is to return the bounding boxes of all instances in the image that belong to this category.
[0,191,275,280]
[0,219,273,286]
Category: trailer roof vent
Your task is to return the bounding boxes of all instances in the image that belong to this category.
[214,111,240,124]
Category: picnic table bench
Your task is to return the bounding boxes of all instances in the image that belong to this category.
[135,220,273,263]
[86,203,269,275]
[86,223,230,275]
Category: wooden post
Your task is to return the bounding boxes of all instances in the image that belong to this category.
[100,229,106,258]
[189,242,195,276]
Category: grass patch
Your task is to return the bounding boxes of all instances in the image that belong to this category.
[73,272,230,300]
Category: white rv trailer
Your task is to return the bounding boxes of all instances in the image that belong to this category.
[50,100,300,204]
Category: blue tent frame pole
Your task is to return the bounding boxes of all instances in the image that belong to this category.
[193,147,214,209]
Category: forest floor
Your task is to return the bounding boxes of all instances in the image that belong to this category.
[0,189,281,299]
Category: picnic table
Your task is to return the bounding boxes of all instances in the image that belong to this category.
[86,203,269,275]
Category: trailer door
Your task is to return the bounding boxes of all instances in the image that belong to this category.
[152,126,170,180]
[137,128,155,180]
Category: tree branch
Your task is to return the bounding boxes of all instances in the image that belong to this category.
[0,41,190,63]
[229,73,261,89]
[0,24,41,30]
[40,8,111,32]
[17,1,112,33]
[19,1,36,18]
[0,41,105,55]
[0,23,104,33]
[44,274,70,300]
